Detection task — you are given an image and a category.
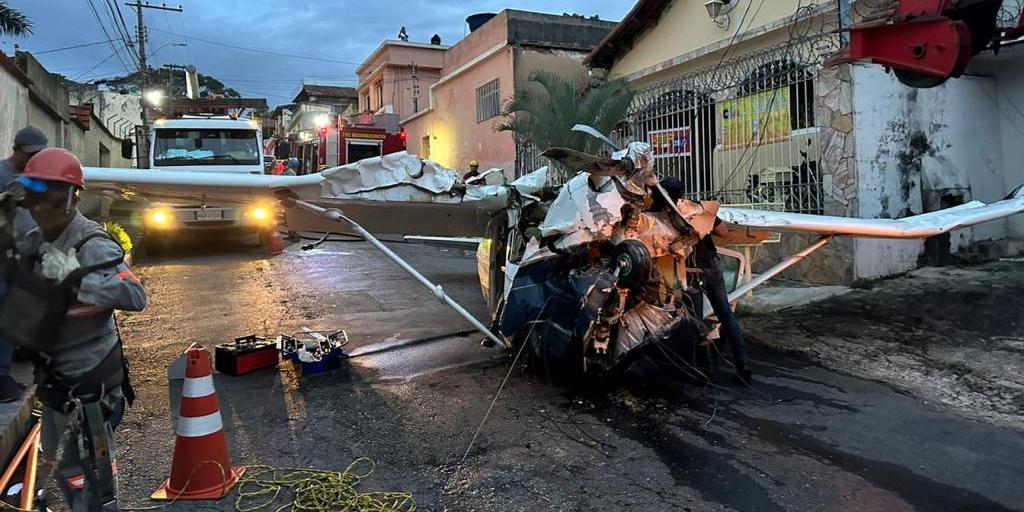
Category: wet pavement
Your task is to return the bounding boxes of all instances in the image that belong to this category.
[106,235,1023,512]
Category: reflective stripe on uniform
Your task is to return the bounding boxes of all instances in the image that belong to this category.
[176,411,223,438]
[66,474,85,490]
[116,270,140,284]
[182,375,215,398]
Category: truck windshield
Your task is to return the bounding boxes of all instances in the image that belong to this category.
[153,129,260,166]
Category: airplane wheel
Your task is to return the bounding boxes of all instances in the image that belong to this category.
[615,240,653,290]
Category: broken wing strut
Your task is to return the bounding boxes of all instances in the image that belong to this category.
[286,199,509,349]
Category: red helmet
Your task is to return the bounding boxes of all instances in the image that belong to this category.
[22,148,85,189]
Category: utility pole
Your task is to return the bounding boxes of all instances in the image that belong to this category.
[125,1,182,167]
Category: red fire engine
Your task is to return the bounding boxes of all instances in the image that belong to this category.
[317,112,407,168]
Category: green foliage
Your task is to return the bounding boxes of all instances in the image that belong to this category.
[95,67,241,98]
[497,70,634,155]
[104,222,133,255]
[0,0,31,36]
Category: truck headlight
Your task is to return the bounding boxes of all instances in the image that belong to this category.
[245,204,275,225]
[145,208,174,229]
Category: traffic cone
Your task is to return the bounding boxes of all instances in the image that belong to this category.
[152,347,245,501]
[265,227,285,256]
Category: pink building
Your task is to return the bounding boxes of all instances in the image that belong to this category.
[375,10,615,175]
[356,40,447,122]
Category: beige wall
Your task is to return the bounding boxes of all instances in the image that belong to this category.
[28,103,63,149]
[0,64,29,156]
[403,46,516,172]
[512,47,589,90]
[65,115,132,168]
[609,0,830,81]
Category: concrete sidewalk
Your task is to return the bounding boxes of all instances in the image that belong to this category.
[739,276,852,314]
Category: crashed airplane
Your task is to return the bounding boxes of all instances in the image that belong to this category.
[83,130,1024,381]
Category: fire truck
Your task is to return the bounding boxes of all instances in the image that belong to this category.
[316,113,407,169]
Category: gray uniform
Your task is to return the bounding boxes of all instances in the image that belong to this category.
[20,211,146,511]
[0,158,36,242]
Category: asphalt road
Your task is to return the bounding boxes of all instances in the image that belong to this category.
[107,235,1024,512]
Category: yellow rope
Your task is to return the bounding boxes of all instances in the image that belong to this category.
[234,458,415,512]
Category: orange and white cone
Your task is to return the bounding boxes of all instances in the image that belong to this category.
[152,347,245,500]
[265,226,285,256]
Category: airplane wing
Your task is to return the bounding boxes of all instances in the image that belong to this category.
[83,151,549,237]
[84,166,323,204]
[719,186,1024,239]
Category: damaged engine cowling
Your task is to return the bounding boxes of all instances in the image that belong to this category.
[497,142,721,379]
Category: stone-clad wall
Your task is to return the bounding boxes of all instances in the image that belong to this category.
[749,62,859,285]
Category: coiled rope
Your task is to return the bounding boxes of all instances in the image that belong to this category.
[234,458,415,512]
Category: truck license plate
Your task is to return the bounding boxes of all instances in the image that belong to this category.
[196,209,223,221]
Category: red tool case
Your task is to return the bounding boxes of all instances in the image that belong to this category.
[215,335,279,376]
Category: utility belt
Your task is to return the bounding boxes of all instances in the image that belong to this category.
[0,232,123,351]
[36,341,132,413]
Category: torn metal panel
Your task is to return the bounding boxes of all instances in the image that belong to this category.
[539,173,627,247]
[615,302,677,362]
[320,152,457,199]
[676,200,720,238]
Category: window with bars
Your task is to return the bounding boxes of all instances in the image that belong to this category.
[625,58,824,214]
[375,80,383,110]
[476,79,500,123]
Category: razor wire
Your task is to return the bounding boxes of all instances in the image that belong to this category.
[621,3,840,215]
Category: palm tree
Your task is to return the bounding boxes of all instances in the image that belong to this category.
[0,0,32,36]
[498,70,633,156]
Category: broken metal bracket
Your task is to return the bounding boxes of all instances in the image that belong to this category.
[710,236,833,317]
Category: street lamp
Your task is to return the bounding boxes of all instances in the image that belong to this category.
[704,0,738,29]
[313,114,330,129]
[144,89,165,107]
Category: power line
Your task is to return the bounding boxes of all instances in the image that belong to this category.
[104,0,137,61]
[149,27,363,66]
[107,0,136,52]
[85,0,134,75]
[33,40,114,55]
[71,52,118,81]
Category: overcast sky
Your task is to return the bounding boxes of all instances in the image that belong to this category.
[1,1,631,107]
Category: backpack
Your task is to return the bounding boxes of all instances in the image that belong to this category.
[0,232,124,351]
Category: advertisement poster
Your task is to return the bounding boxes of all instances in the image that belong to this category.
[647,127,692,159]
[720,86,792,149]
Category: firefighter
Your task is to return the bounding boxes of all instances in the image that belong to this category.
[12,148,146,511]
[462,160,481,182]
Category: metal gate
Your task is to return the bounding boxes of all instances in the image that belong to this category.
[619,5,844,215]
[624,53,826,214]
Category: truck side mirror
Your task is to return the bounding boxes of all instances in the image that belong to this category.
[121,138,134,159]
